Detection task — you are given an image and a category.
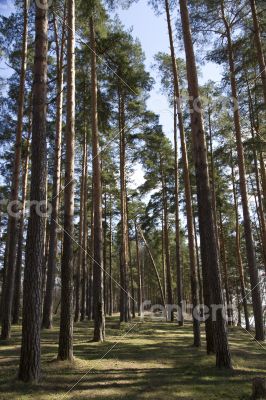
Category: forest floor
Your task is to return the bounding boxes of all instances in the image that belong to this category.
[0,316,265,400]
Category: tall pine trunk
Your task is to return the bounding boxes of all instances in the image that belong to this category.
[179,0,231,367]
[18,0,48,382]
[221,2,264,341]
[74,131,87,322]
[135,220,143,316]
[42,8,65,329]
[249,0,266,107]
[12,113,31,325]
[81,138,88,321]
[58,0,76,361]
[108,194,113,316]
[1,0,28,340]
[173,100,184,327]
[231,151,250,331]
[119,90,130,323]
[161,159,173,321]
[90,16,105,341]
[165,0,200,342]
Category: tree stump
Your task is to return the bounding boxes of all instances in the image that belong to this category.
[252,378,266,399]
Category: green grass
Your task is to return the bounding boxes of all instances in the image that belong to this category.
[0,316,265,399]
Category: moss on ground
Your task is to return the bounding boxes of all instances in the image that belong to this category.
[0,316,265,399]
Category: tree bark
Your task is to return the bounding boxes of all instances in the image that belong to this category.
[160,158,173,322]
[231,151,250,331]
[219,211,233,325]
[179,0,232,367]
[108,194,113,316]
[80,138,88,321]
[173,100,184,327]
[42,9,66,329]
[1,0,28,340]
[12,102,31,325]
[221,1,264,341]
[58,0,76,361]
[74,129,87,323]
[119,90,130,323]
[90,16,105,341]
[135,220,143,316]
[165,0,200,341]
[249,0,266,107]
[18,0,48,382]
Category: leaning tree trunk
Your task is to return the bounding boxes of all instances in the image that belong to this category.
[1,0,28,340]
[90,15,105,342]
[179,0,232,368]
[42,8,66,329]
[18,0,48,382]
[12,101,31,325]
[58,0,76,361]
[221,3,264,341]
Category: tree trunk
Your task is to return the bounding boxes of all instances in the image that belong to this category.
[221,2,264,341]
[161,159,173,322]
[219,211,233,325]
[173,100,184,327]
[165,0,200,340]
[231,151,250,331]
[119,90,130,323]
[90,16,105,342]
[42,10,66,329]
[57,0,76,361]
[103,190,108,315]
[135,220,143,316]
[12,102,31,325]
[74,129,87,323]
[249,0,266,107]
[87,190,94,321]
[108,194,113,316]
[18,0,48,382]
[1,0,28,340]
[80,138,88,321]
[179,0,232,367]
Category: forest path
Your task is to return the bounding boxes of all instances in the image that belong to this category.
[0,317,265,399]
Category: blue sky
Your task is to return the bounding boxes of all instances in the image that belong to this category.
[115,1,223,143]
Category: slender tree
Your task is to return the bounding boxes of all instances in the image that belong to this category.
[90,14,105,342]
[58,0,76,361]
[1,0,29,340]
[220,0,264,341]
[42,6,66,329]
